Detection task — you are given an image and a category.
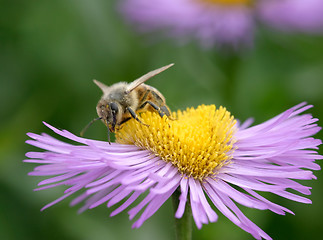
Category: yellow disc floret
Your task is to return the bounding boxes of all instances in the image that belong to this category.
[115,105,236,181]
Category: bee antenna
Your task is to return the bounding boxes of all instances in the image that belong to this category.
[80,117,102,137]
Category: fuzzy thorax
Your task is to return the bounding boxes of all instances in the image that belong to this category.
[115,105,236,180]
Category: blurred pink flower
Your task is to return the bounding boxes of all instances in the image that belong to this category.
[120,0,323,47]
[258,0,323,33]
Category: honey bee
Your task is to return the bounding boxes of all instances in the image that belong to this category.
[81,63,173,142]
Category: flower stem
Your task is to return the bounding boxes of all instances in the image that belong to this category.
[211,51,242,111]
[172,189,192,240]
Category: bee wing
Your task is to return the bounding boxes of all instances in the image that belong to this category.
[125,63,174,94]
[93,79,110,93]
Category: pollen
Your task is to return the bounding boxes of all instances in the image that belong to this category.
[115,105,236,180]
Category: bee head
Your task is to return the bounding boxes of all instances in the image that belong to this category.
[96,100,121,132]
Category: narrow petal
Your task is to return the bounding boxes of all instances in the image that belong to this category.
[207,178,268,210]
[192,179,218,222]
[110,191,142,217]
[132,185,177,228]
[175,178,189,218]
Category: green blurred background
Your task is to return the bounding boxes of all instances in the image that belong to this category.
[1,0,323,239]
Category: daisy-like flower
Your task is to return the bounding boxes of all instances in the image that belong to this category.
[121,0,254,47]
[258,0,323,33]
[120,0,323,47]
[25,103,321,240]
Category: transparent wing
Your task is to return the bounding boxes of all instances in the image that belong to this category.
[125,63,174,93]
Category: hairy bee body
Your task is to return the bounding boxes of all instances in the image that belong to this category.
[93,64,173,139]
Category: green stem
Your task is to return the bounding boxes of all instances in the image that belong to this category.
[221,54,240,108]
[211,51,242,111]
[172,189,192,240]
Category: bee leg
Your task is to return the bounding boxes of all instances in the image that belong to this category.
[160,106,171,117]
[127,107,149,127]
[119,117,131,125]
[160,105,176,120]
[140,101,170,118]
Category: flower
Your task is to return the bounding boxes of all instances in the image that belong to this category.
[119,0,323,47]
[258,0,323,33]
[120,0,254,48]
[25,103,322,240]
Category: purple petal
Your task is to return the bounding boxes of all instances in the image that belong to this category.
[259,0,323,33]
[175,178,189,218]
[119,0,254,48]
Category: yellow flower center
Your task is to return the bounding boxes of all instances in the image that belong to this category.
[199,0,251,6]
[115,105,236,181]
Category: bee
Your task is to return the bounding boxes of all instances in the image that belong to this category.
[81,63,173,142]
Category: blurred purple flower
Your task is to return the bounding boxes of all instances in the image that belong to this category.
[258,0,323,33]
[25,103,322,240]
[120,0,323,47]
[120,0,253,48]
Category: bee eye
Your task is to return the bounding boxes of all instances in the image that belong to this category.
[109,102,119,113]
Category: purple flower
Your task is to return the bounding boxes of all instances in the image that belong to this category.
[119,0,323,47]
[258,0,323,33]
[25,103,322,240]
[120,0,254,48]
